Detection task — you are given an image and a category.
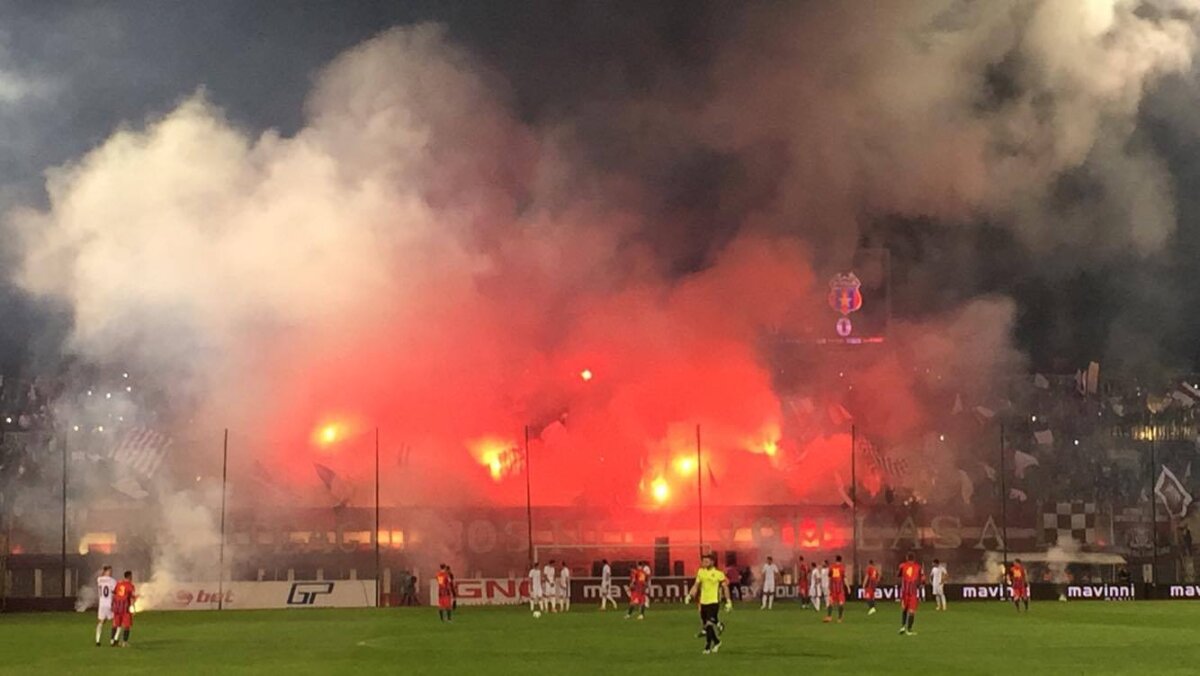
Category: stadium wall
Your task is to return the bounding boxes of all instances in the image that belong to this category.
[141,580,377,611]
[438,578,1151,605]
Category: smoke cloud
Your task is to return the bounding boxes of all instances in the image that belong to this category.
[5,2,1199,529]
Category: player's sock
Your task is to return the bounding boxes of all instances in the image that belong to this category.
[837,605,844,620]
[1022,599,1029,612]
[704,621,718,649]
[768,596,774,610]
[111,627,118,644]
[900,609,908,627]
[906,614,914,632]
[124,629,131,644]
[95,623,103,645]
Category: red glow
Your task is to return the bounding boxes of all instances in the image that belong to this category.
[469,438,519,482]
[242,235,944,512]
[673,455,696,476]
[651,477,670,504]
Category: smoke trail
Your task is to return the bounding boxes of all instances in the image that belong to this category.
[2,4,1197,582]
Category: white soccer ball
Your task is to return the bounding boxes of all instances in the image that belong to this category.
[533,610,542,618]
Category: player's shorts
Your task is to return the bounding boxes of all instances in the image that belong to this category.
[530,585,543,600]
[438,592,453,610]
[699,602,720,625]
[864,586,877,600]
[830,588,846,605]
[798,581,810,596]
[600,582,613,597]
[762,582,776,594]
[630,590,646,606]
[97,606,113,621]
[933,584,945,596]
[1012,585,1029,600]
[901,594,919,613]
[113,612,132,630]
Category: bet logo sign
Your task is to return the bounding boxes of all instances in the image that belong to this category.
[287,582,335,605]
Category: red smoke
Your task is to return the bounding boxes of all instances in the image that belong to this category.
[256,234,862,508]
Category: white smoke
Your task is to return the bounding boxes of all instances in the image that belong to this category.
[135,487,223,611]
[700,0,1200,257]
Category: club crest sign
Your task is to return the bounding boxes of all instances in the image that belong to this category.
[828,273,863,337]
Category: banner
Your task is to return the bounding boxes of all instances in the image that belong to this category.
[142,580,376,611]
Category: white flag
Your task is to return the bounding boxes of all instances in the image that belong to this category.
[1034,429,1054,446]
[107,427,172,478]
[1156,466,1193,519]
[1033,374,1050,389]
[1013,450,1040,479]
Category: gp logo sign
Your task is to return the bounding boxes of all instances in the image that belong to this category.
[287,582,336,605]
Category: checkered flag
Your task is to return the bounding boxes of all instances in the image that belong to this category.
[1043,501,1097,545]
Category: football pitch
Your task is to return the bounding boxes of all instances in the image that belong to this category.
[3,601,1199,675]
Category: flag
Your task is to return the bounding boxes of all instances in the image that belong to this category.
[1156,466,1193,519]
[828,403,853,427]
[958,469,974,505]
[981,463,997,481]
[1171,382,1200,409]
[1086,362,1100,395]
[107,427,171,478]
[1043,502,1096,544]
[835,471,854,508]
[858,438,908,478]
[952,394,963,415]
[1075,369,1086,395]
[314,463,337,490]
[397,443,412,468]
[708,463,718,489]
[787,398,816,416]
[1013,450,1040,479]
[1033,374,1050,389]
[1008,488,1028,502]
[1171,390,1196,408]
[974,406,995,421]
[112,475,149,500]
[1033,429,1054,446]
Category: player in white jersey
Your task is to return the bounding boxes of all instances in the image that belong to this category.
[558,562,571,612]
[641,562,652,608]
[808,562,824,612]
[931,559,948,611]
[543,560,559,612]
[818,560,832,612]
[95,565,117,646]
[599,560,617,610]
[760,556,780,610]
[529,561,545,613]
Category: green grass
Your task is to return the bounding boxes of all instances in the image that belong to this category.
[2,600,1199,675]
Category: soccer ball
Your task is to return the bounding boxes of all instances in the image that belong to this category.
[533,611,542,618]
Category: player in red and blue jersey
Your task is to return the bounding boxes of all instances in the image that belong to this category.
[110,570,136,647]
[897,553,923,636]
